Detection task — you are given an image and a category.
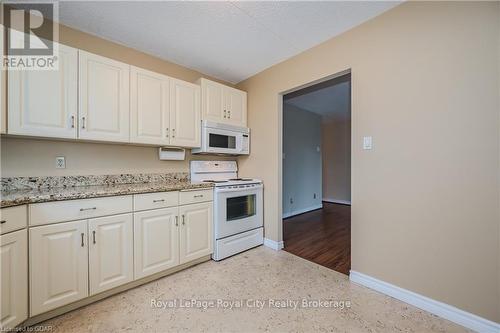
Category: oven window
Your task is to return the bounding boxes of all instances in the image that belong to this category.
[209,133,236,149]
[227,195,256,221]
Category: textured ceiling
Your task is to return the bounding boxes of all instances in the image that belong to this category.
[285,80,350,120]
[53,1,400,83]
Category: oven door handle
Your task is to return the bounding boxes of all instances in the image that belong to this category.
[215,184,263,193]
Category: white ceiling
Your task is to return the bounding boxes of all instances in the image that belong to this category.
[52,1,400,84]
[285,80,350,120]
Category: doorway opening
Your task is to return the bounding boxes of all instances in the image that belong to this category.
[281,72,351,275]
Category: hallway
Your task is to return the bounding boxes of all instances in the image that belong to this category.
[283,202,351,275]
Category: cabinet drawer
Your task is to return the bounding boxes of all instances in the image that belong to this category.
[0,205,27,235]
[30,196,133,226]
[179,189,213,205]
[134,191,179,211]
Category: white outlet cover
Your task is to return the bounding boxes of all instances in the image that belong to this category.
[55,156,66,169]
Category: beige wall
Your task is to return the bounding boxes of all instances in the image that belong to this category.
[0,21,232,177]
[237,1,500,322]
[322,117,351,203]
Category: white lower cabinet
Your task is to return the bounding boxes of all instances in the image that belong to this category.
[89,214,133,295]
[133,207,179,279]
[179,202,212,264]
[23,192,212,320]
[1,229,28,329]
[30,220,88,316]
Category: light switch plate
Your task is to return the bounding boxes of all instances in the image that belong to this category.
[55,156,66,169]
[363,136,373,150]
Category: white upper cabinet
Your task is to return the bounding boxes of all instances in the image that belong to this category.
[1,24,5,135]
[224,86,247,127]
[133,207,179,279]
[8,41,78,139]
[1,229,28,329]
[79,51,130,142]
[200,78,224,123]
[30,220,88,316]
[88,213,133,295]
[169,78,200,147]
[130,67,170,145]
[199,78,247,127]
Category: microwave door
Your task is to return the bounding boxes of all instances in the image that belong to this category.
[207,128,240,154]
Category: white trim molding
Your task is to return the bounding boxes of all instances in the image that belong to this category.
[264,238,284,250]
[349,271,500,333]
[282,204,323,219]
[323,198,351,205]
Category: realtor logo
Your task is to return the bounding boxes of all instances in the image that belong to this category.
[2,1,59,70]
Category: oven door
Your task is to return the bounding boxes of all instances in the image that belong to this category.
[214,184,263,239]
[205,127,243,154]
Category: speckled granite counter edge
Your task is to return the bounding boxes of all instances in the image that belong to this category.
[1,182,214,208]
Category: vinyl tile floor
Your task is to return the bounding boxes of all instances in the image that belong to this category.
[38,246,471,333]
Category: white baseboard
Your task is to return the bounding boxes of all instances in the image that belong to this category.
[263,238,284,250]
[349,271,499,333]
[323,198,351,205]
[282,204,323,219]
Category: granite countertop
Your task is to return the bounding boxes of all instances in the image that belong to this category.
[1,174,214,208]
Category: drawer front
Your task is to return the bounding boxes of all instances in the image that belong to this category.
[133,191,179,212]
[0,205,27,235]
[179,189,213,205]
[30,196,133,226]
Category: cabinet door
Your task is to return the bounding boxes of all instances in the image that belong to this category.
[89,214,133,295]
[8,41,78,138]
[79,50,130,142]
[224,87,247,127]
[133,207,179,279]
[30,220,88,316]
[169,79,200,147]
[179,202,212,264]
[1,23,5,134]
[130,66,170,145]
[200,78,224,123]
[1,229,27,329]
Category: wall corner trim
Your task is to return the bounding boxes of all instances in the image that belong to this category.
[282,204,323,219]
[263,238,284,251]
[349,271,500,333]
[322,198,351,205]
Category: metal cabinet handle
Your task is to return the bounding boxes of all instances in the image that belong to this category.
[153,199,165,203]
[0,220,6,224]
[224,110,227,119]
[182,215,185,226]
[81,117,86,129]
[175,216,179,227]
[81,233,85,247]
[166,128,169,138]
[80,207,97,211]
[193,194,204,198]
[172,128,176,138]
[92,231,96,244]
[71,115,76,128]
[228,110,231,119]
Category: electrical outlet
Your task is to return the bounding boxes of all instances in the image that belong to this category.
[55,156,66,169]
[313,193,317,199]
[290,197,293,204]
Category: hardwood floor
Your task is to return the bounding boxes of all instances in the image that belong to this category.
[283,202,351,275]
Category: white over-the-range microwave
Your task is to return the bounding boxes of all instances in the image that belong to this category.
[192,120,250,155]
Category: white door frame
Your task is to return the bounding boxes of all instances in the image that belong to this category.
[278,68,352,244]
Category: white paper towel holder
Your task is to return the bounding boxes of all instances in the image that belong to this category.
[158,147,186,160]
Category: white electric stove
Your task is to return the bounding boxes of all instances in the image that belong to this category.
[191,161,263,260]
